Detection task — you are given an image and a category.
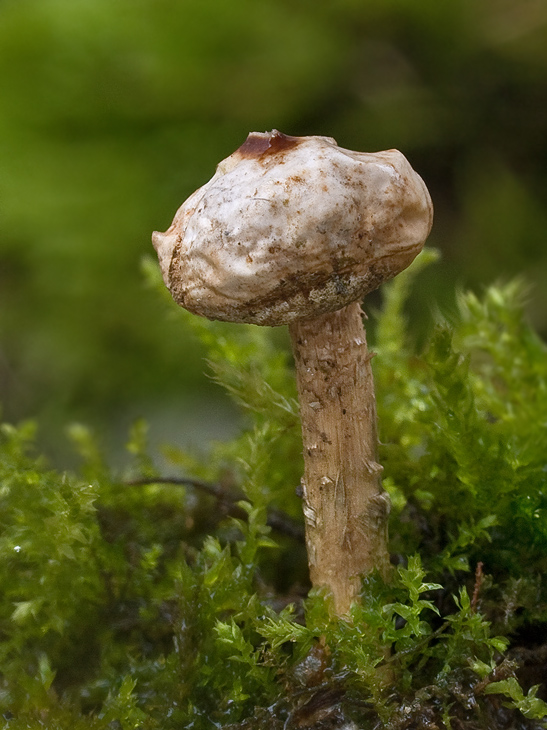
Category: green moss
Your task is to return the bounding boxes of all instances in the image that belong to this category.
[1,253,546,728]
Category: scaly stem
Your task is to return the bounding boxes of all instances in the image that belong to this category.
[289,301,391,615]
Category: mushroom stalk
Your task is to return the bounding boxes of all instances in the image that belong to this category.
[289,302,390,615]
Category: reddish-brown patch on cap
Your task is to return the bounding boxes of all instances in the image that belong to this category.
[236,130,301,159]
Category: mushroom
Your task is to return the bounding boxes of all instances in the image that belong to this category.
[152,130,433,615]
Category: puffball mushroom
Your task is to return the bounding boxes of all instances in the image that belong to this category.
[153,130,433,615]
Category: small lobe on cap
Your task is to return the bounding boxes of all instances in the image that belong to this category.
[236,130,301,159]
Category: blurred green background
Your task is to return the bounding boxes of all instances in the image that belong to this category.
[1,0,547,459]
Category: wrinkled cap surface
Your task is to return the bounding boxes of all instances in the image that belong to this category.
[153,130,433,326]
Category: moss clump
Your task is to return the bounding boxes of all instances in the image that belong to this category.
[1,252,546,728]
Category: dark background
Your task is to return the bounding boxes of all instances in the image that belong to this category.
[1,0,546,458]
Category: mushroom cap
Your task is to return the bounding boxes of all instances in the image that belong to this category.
[153,130,433,326]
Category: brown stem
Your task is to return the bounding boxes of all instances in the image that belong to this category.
[289,301,391,614]
[125,477,305,541]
